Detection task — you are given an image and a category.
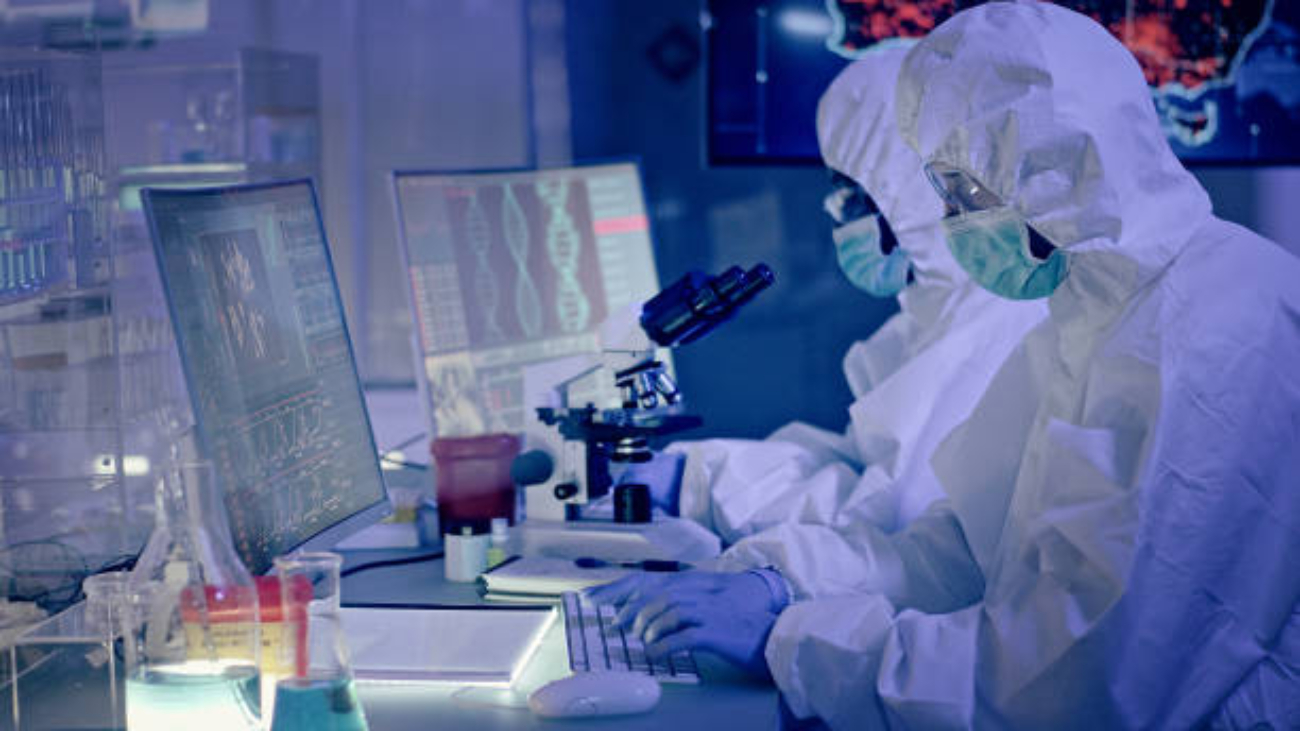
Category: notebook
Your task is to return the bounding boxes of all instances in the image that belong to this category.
[339,604,555,685]
[477,556,632,603]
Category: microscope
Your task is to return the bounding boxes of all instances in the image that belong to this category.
[512,263,774,521]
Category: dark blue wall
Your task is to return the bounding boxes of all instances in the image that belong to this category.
[566,0,898,440]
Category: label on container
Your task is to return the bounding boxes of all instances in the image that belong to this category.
[179,576,311,675]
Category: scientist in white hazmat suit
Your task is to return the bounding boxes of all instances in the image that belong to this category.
[594,3,1300,727]
[634,45,1045,550]
[591,44,1047,677]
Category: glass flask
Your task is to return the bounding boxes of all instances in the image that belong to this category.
[123,461,262,731]
[270,551,368,731]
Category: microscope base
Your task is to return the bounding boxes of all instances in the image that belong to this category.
[515,516,720,564]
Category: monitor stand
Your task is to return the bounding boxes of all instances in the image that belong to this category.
[334,520,423,550]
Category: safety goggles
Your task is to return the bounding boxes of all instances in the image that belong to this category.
[923,161,1004,215]
[823,170,881,226]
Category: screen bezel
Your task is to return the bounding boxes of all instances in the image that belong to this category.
[142,179,391,574]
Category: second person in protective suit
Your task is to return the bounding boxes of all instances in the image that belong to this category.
[591,44,1048,675]
[625,45,1046,559]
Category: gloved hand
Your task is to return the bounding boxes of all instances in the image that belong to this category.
[585,571,779,679]
[614,450,685,515]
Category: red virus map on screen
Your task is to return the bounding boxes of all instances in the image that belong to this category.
[826,0,1275,148]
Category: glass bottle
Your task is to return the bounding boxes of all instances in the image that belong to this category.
[82,571,133,729]
[270,552,368,731]
[486,516,509,569]
[122,461,262,731]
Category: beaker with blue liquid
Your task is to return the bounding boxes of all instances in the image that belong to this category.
[270,551,368,731]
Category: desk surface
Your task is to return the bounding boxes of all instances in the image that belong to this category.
[339,549,780,731]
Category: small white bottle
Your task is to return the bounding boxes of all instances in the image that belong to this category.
[445,526,489,582]
[486,517,510,569]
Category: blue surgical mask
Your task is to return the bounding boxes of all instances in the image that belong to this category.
[832,215,911,298]
[941,207,1069,300]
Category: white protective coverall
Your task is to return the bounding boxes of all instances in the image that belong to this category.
[670,48,1046,554]
[765,3,1300,728]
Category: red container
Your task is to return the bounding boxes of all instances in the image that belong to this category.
[430,433,521,534]
[179,575,312,675]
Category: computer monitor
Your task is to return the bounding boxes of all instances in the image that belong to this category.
[142,180,389,574]
[392,161,665,439]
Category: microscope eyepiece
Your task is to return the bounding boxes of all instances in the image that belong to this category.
[640,263,774,348]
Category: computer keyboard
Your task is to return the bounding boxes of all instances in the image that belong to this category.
[560,591,700,684]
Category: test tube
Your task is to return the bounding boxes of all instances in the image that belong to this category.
[19,71,32,233]
[42,68,55,195]
[30,70,42,199]
[0,72,9,205]
[31,67,43,196]
[17,71,30,204]
[53,83,68,201]
[28,70,43,233]
[2,72,14,211]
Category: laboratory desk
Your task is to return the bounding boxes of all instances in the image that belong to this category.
[339,549,781,731]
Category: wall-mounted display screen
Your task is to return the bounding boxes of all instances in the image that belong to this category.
[707,0,1300,165]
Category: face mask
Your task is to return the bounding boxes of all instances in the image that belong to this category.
[832,214,911,298]
[941,207,1069,300]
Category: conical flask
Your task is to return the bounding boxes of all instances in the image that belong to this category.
[123,461,262,731]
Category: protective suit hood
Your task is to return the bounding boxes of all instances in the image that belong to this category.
[818,47,1030,402]
[895,0,1213,309]
[817,47,965,296]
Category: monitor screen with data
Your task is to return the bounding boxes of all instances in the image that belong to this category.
[393,162,664,438]
[143,181,388,574]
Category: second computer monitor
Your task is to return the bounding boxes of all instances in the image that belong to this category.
[393,162,664,438]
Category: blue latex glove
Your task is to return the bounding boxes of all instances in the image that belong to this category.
[585,571,778,679]
[615,450,685,515]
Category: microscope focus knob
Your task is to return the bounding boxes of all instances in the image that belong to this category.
[554,482,580,500]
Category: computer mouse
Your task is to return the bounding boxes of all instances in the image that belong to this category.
[528,671,661,718]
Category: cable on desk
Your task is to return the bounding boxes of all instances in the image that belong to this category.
[341,551,444,578]
[377,430,430,470]
[379,455,429,471]
[0,540,142,614]
[385,430,429,453]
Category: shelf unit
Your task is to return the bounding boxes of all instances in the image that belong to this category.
[0,49,139,685]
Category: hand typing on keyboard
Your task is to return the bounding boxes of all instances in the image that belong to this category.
[561,592,700,684]
[584,571,784,680]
